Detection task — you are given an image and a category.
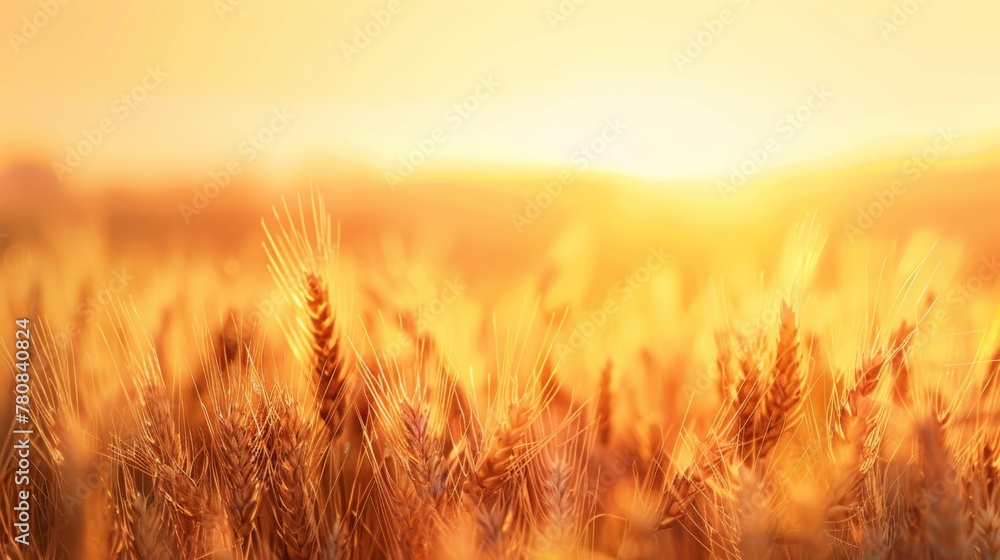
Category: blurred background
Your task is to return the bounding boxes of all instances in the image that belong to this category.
[2,0,1000,370]
[2,0,1000,183]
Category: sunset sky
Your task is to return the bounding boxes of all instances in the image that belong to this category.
[2,0,999,185]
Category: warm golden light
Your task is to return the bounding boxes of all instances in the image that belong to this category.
[3,3,1000,560]
[4,0,1000,184]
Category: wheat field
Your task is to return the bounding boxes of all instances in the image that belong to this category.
[2,179,1000,560]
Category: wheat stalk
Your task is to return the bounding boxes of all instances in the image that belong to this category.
[758,301,804,460]
[919,415,969,559]
[305,271,349,433]
[596,360,613,448]
[262,188,352,438]
[469,398,535,500]
[263,390,322,560]
[214,393,265,558]
[16,187,1000,560]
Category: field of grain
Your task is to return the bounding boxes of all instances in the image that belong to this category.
[2,164,1000,560]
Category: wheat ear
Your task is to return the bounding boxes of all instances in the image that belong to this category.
[264,392,322,560]
[305,271,349,433]
[263,189,351,437]
[214,394,264,558]
[919,415,969,559]
[759,301,804,460]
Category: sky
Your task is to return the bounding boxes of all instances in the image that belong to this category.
[2,0,1000,185]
